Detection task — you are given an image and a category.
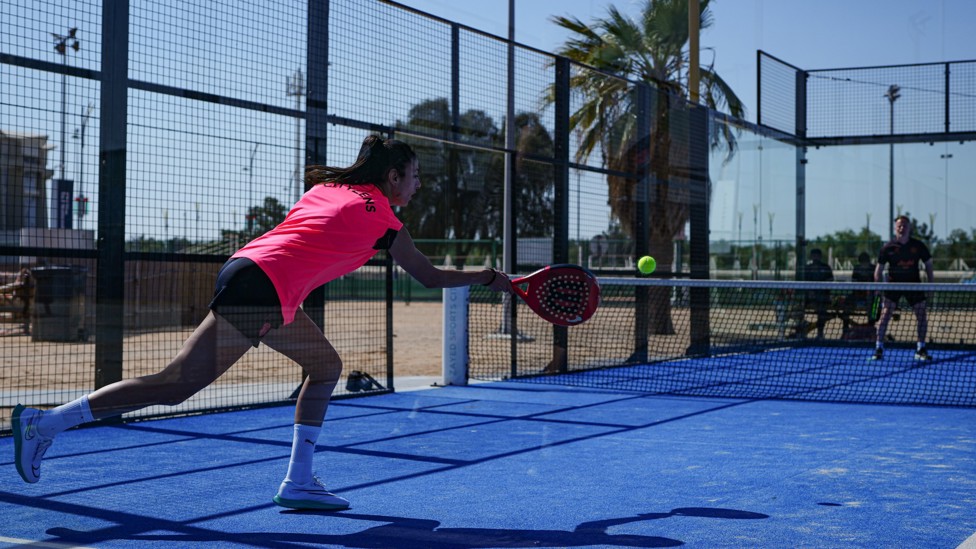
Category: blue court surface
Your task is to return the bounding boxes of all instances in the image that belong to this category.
[2,378,975,548]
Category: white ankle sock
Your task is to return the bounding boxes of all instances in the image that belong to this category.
[284,423,321,485]
[38,395,95,437]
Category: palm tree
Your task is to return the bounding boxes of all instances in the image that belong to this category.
[548,0,744,334]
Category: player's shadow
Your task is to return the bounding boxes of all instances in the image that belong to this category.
[46,506,769,548]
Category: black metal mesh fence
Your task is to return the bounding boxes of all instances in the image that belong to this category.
[1,1,388,434]
[759,50,976,140]
[757,51,800,136]
[807,63,948,138]
[2,0,750,435]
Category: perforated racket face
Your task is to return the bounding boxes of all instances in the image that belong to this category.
[513,265,601,326]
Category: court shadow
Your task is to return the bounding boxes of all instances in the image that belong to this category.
[45,506,768,548]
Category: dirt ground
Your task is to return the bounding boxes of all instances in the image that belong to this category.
[0,301,446,398]
[389,301,444,376]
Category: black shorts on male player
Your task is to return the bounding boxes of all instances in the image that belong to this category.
[871,215,935,361]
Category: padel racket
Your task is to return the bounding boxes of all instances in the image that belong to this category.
[510,264,600,326]
[868,293,883,323]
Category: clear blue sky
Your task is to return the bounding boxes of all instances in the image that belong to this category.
[396,0,976,243]
[394,0,975,124]
[5,1,973,245]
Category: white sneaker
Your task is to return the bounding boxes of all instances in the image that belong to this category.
[12,404,54,484]
[273,475,350,510]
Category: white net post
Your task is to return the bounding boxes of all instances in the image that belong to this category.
[442,286,469,386]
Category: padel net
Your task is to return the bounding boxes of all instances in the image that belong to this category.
[443,278,976,407]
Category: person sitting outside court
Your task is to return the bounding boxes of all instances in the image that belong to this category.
[841,252,877,333]
[803,248,834,339]
[0,266,33,335]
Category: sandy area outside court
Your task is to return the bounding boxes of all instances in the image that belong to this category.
[0,301,447,415]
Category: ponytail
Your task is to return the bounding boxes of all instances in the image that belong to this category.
[305,135,416,189]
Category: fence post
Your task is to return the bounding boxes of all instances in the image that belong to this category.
[94,0,129,389]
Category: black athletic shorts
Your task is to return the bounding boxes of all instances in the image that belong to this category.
[209,257,283,347]
[883,290,926,308]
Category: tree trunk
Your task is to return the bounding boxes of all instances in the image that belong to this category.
[603,92,696,336]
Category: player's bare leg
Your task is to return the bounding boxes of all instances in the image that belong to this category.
[871,298,896,360]
[87,312,252,418]
[13,311,252,483]
[913,301,930,360]
[262,309,349,510]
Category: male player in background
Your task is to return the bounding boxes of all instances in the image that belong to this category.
[871,215,934,361]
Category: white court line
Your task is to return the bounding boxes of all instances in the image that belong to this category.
[958,531,976,549]
[0,535,96,549]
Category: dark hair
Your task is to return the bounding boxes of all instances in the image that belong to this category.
[810,248,823,258]
[858,252,871,263]
[305,135,416,189]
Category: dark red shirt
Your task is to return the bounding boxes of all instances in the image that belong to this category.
[877,238,931,283]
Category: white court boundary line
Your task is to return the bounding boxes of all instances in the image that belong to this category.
[0,535,96,548]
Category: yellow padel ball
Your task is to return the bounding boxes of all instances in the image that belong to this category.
[638,255,656,274]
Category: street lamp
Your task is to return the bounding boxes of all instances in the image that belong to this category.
[51,28,80,184]
[72,102,93,230]
[940,150,953,236]
[885,84,901,238]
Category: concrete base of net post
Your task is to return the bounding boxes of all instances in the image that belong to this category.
[442,286,469,386]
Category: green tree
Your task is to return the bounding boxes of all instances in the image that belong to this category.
[396,99,554,266]
[939,229,976,270]
[550,0,744,333]
[244,196,289,241]
[504,112,557,238]
[125,235,191,253]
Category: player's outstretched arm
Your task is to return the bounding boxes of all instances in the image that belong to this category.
[389,227,510,292]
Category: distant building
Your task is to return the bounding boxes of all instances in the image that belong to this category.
[1,130,54,234]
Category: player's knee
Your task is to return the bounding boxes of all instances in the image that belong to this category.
[306,355,342,384]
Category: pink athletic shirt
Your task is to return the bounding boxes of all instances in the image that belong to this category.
[233,183,402,324]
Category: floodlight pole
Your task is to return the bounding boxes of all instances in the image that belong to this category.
[885,84,900,238]
[52,28,80,227]
[53,29,80,181]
